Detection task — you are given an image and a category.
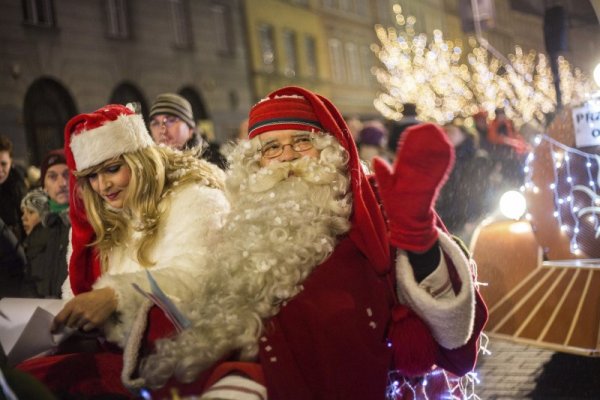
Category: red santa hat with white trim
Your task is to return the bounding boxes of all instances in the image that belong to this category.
[64,104,154,294]
[248,86,391,273]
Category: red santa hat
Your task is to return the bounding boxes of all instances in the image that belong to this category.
[248,87,391,273]
[64,104,154,294]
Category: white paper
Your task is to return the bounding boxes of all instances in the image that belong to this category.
[0,298,66,366]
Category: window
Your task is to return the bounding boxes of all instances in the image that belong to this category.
[283,29,298,77]
[360,45,373,84]
[339,0,353,13]
[23,78,78,165]
[22,0,55,27]
[304,35,318,78]
[328,38,346,83]
[290,0,309,6]
[170,0,192,49]
[105,0,129,39]
[322,0,337,9]
[211,3,234,55]
[345,42,361,84]
[258,24,276,73]
[376,0,393,23]
[355,0,369,16]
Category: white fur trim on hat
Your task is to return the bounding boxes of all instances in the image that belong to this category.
[70,113,153,171]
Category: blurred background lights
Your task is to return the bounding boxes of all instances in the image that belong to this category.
[500,190,527,220]
[594,62,600,87]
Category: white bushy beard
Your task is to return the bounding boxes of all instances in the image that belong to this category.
[140,134,353,388]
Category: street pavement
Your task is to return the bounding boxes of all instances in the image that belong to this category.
[475,336,600,399]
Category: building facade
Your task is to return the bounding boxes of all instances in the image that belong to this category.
[2,0,252,165]
[2,0,597,166]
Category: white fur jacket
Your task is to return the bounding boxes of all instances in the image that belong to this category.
[62,183,229,347]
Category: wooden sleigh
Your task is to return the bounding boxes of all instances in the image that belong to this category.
[470,100,600,357]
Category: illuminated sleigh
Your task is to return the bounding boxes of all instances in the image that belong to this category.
[469,97,600,357]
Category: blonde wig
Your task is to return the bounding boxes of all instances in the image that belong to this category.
[140,133,353,387]
[75,145,225,270]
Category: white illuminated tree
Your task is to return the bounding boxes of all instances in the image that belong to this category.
[371,5,597,128]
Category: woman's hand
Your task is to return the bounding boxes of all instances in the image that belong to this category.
[51,287,118,333]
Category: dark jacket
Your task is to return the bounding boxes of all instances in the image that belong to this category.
[23,210,70,298]
[0,217,27,297]
[436,137,493,233]
[0,167,27,242]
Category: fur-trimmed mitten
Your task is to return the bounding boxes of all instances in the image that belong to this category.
[373,123,454,253]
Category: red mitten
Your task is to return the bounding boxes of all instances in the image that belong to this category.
[373,123,454,252]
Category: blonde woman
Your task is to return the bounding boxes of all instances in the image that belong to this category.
[18,104,229,397]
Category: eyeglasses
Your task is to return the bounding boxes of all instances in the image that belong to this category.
[259,135,315,159]
[149,116,180,130]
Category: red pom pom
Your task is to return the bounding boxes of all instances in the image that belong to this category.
[388,304,438,377]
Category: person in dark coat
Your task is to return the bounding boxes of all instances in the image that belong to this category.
[0,135,27,297]
[22,149,71,298]
[20,188,69,298]
[387,103,420,159]
[0,135,27,242]
[148,93,228,169]
[436,123,493,238]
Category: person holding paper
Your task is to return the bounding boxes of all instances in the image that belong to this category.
[135,87,488,399]
[17,104,229,397]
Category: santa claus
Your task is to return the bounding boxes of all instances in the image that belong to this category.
[14,87,486,399]
[127,86,488,399]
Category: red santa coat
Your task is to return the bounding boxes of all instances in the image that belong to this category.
[149,236,485,400]
[257,237,394,399]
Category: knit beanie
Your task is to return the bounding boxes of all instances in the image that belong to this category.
[40,149,67,186]
[248,96,323,138]
[247,86,391,273]
[149,93,196,128]
[64,104,154,294]
[358,126,385,146]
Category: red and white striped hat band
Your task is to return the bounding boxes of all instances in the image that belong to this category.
[65,104,154,172]
[247,95,324,139]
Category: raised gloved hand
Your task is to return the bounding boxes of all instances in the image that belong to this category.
[372,123,454,253]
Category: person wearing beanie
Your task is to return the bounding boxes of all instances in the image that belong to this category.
[17,104,229,397]
[16,149,73,299]
[133,87,487,399]
[40,149,69,213]
[149,93,200,150]
[357,121,388,164]
[149,93,228,169]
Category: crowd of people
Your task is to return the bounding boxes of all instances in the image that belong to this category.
[0,87,501,399]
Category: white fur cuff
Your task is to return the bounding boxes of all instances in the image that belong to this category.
[395,229,475,349]
[121,299,153,389]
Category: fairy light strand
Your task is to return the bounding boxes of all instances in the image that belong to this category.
[372,5,597,127]
[524,134,600,253]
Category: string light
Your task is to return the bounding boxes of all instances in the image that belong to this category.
[372,6,597,126]
[385,334,491,399]
[524,134,600,253]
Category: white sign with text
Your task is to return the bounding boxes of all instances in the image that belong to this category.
[572,100,600,148]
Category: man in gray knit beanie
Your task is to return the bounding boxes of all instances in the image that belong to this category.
[149,93,201,150]
[149,93,228,169]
